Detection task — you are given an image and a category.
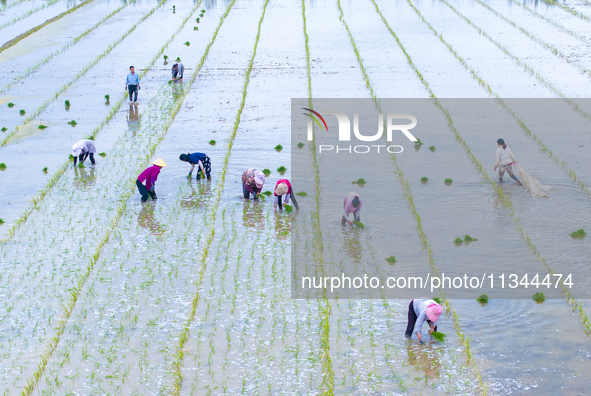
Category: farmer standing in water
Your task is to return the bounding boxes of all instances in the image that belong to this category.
[274,179,299,210]
[137,159,167,202]
[72,139,96,166]
[342,192,362,225]
[242,169,265,199]
[179,152,211,180]
[405,298,442,344]
[171,63,184,82]
[494,138,521,185]
[125,66,140,103]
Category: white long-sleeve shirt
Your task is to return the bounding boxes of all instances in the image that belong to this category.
[413,298,439,337]
[495,146,516,168]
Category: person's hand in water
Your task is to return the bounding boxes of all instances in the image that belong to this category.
[419,340,424,345]
[494,166,498,171]
[187,172,192,179]
[347,220,353,226]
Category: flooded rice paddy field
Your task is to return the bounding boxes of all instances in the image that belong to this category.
[1,0,591,394]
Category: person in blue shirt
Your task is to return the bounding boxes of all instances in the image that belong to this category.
[125,66,141,103]
[179,152,212,180]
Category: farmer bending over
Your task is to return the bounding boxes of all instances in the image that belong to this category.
[494,138,521,185]
[405,298,442,344]
[125,66,140,103]
[242,169,265,199]
[342,192,362,225]
[179,152,211,180]
[171,63,185,82]
[274,179,299,210]
[72,139,96,166]
[137,159,167,202]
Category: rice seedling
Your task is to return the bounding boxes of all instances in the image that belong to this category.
[353,220,364,228]
[297,142,304,148]
[429,146,435,152]
[444,178,453,185]
[42,167,48,173]
[532,292,545,303]
[295,191,307,197]
[196,17,200,23]
[185,41,191,46]
[476,294,489,304]
[201,8,205,12]
[420,176,428,183]
[275,144,283,151]
[209,139,216,145]
[68,120,77,126]
[570,228,586,239]
[7,102,14,108]
[430,331,446,343]
[65,100,70,107]
[105,94,110,101]
[464,234,478,242]
[1,127,6,132]
[37,125,47,129]
[263,191,272,196]
[284,204,293,212]
[277,166,287,174]
[0,163,6,169]
[172,5,175,10]
[433,297,442,304]
[454,237,463,244]
[0,218,4,224]
[199,12,204,17]
[78,163,85,168]
[164,55,168,60]
[69,154,75,161]
[99,152,106,157]
[19,109,25,115]
[385,255,396,264]
[194,27,198,31]
[262,168,271,176]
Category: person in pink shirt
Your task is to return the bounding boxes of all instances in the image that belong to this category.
[274,179,299,210]
[342,192,362,225]
[137,159,167,202]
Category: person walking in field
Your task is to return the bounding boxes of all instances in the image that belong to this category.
[171,63,184,82]
[179,152,211,180]
[137,159,167,202]
[125,66,140,103]
[342,192,362,225]
[242,169,265,199]
[274,179,299,210]
[405,298,442,344]
[72,139,97,166]
[494,138,521,185]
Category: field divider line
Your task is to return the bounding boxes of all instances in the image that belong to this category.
[376,0,591,336]
[0,0,95,52]
[167,1,270,392]
[541,0,591,23]
[0,0,66,32]
[337,0,487,392]
[0,0,199,242]
[0,0,131,94]
[0,0,170,148]
[301,1,335,393]
[15,2,212,392]
[433,0,591,123]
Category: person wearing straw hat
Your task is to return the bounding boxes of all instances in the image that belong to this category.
[137,159,167,202]
[405,298,443,344]
[342,192,362,226]
[72,139,97,166]
[274,179,299,210]
[242,168,265,199]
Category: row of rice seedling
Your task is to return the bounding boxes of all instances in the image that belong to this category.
[337,0,487,392]
[0,0,69,33]
[0,0,132,94]
[0,0,31,13]
[541,0,591,22]
[0,0,172,147]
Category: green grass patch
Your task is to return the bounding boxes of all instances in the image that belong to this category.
[444,178,453,185]
[464,234,478,242]
[262,168,271,176]
[275,144,283,151]
[429,146,435,152]
[38,125,47,129]
[476,294,489,304]
[430,331,446,343]
[295,191,307,197]
[263,191,272,196]
[570,228,586,238]
[454,237,463,244]
[7,103,14,108]
[208,139,216,145]
[420,176,428,183]
[385,255,396,263]
[277,166,287,173]
[532,292,545,303]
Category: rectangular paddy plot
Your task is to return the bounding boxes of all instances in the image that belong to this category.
[2,0,591,394]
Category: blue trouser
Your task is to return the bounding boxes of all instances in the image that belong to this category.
[128,85,138,102]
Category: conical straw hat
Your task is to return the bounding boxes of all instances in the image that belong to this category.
[152,158,167,167]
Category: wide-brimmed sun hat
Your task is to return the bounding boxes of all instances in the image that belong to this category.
[152,158,167,167]
[275,182,288,196]
[254,171,265,188]
[426,303,442,322]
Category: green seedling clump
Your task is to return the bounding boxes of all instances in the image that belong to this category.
[420,177,428,183]
[430,331,446,343]
[570,228,586,238]
[0,163,6,169]
[196,17,200,23]
[415,138,423,145]
[208,139,216,145]
[433,297,442,304]
[445,178,453,185]
[19,109,25,115]
[0,218,4,224]
[297,142,304,149]
[477,294,489,304]
[464,234,478,242]
[184,41,190,46]
[68,120,77,126]
[354,221,364,229]
[69,154,75,161]
[99,152,106,157]
[355,178,366,185]
[385,255,396,264]
[1,127,7,132]
[277,166,287,173]
[194,27,198,31]
[78,162,85,168]
[429,146,435,152]
[284,204,293,212]
[87,136,94,140]
[454,237,463,244]
[201,9,205,12]
[164,55,168,60]
[176,57,181,62]
[7,103,14,108]
[105,94,110,101]
[295,191,307,197]
[65,100,70,107]
[38,125,47,129]
[532,292,545,303]
[275,144,283,151]
[262,169,271,176]
[199,13,204,17]
[42,167,48,172]
[263,191,272,196]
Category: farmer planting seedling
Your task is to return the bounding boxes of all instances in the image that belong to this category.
[125,66,140,103]
[179,152,211,180]
[171,62,185,82]
[342,192,362,226]
[137,159,166,202]
[405,298,442,345]
[242,168,265,200]
[273,179,299,211]
[71,139,97,166]
[494,139,521,185]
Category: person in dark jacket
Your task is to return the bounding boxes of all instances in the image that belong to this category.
[179,152,211,180]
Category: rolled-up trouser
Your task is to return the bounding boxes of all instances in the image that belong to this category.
[128,84,138,102]
[79,152,95,165]
[137,180,155,201]
[243,184,259,199]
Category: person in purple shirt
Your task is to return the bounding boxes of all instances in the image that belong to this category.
[137,159,167,202]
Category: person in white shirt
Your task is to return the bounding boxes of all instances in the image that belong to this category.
[493,139,521,185]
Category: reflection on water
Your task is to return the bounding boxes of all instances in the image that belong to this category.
[181,180,211,210]
[73,166,96,188]
[127,104,141,135]
[406,341,442,380]
[137,201,165,236]
[342,227,363,263]
[273,211,290,240]
[242,200,265,230]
